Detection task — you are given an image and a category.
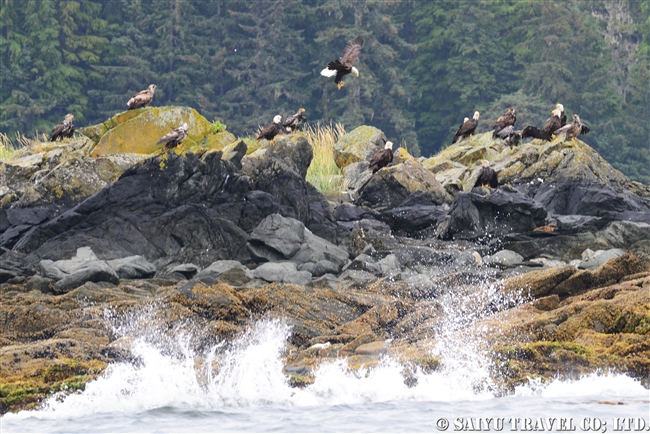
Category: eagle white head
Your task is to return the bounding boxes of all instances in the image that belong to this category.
[64,113,74,121]
[351,66,359,77]
[273,115,282,124]
[463,117,469,123]
[481,159,490,167]
[148,84,157,93]
[555,103,564,112]
[180,122,188,131]
[473,111,480,120]
[384,140,394,150]
[552,109,561,117]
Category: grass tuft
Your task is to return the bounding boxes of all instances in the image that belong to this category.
[304,122,346,192]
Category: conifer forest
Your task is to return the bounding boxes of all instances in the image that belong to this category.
[1,0,649,182]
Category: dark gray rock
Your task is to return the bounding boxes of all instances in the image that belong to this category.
[39,259,67,280]
[0,268,17,284]
[338,269,377,285]
[249,214,305,258]
[168,263,199,279]
[437,189,548,241]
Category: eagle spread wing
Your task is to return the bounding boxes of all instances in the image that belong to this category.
[341,36,363,67]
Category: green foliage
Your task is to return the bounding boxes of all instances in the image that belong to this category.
[211,120,227,134]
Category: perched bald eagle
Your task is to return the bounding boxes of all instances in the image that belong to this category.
[50,114,75,141]
[156,123,188,150]
[555,114,590,142]
[452,111,480,144]
[320,36,364,89]
[369,141,394,174]
[555,103,567,127]
[127,84,156,110]
[492,107,516,137]
[257,115,282,143]
[474,160,498,189]
[520,109,562,142]
[283,108,307,133]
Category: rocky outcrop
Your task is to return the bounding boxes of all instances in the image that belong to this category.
[84,106,215,156]
[333,125,387,169]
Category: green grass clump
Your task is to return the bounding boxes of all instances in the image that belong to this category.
[304,123,346,192]
[211,120,227,134]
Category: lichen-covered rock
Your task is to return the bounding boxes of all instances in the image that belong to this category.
[333,125,387,169]
[356,159,452,208]
[89,107,213,156]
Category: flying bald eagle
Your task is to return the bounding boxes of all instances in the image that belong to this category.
[555,114,590,142]
[452,111,480,144]
[283,108,307,133]
[473,160,498,189]
[127,84,156,110]
[492,108,516,137]
[555,103,567,127]
[369,141,394,174]
[257,115,282,143]
[156,123,188,150]
[50,114,75,141]
[320,36,364,89]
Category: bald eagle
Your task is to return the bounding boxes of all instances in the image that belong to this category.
[520,109,562,142]
[156,123,188,150]
[127,84,156,110]
[452,111,480,144]
[321,36,364,89]
[283,108,307,133]
[555,114,590,142]
[257,115,282,143]
[492,108,516,137]
[50,114,75,141]
[555,103,567,127]
[369,141,394,174]
[474,160,498,189]
[495,125,522,148]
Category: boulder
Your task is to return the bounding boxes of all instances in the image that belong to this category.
[484,250,524,267]
[251,262,312,286]
[578,248,626,270]
[53,261,119,293]
[195,260,251,286]
[333,125,387,170]
[88,107,213,156]
[247,214,349,272]
[436,189,547,241]
[106,256,156,279]
[356,159,452,209]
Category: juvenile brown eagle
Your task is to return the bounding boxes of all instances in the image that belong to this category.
[257,115,282,143]
[127,84,156,110]
[494,125,522,148]
[369,141,394,174]
[283,108,307,133]
[452,111,479,144]
[156,123,188,150]
[492,107,517,137]
[555,114,590,142]
[50,114,75,141]
[321,36,364,89]
[473,160,498,189]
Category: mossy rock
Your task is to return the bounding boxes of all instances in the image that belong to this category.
[193,130,237,153]
[392,147,414,165]
[89,107,213,156]
[333,125,387,169]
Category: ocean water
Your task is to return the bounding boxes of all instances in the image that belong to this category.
[2,318,649,433]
